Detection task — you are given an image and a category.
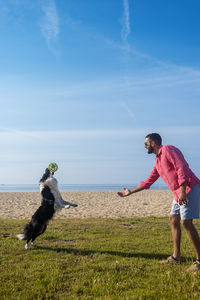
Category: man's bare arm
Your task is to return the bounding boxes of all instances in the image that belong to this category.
[118,185,144,197]
[178,181,188,205]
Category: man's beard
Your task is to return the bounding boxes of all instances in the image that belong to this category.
[147,145,154,154]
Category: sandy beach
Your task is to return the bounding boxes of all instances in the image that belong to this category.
[0,190,173,219]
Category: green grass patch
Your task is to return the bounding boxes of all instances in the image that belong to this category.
[0,217,200,299]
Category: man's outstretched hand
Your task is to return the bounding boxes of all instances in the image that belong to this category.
[117,187,131,197]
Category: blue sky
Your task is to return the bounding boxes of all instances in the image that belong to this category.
[0,0,200,184]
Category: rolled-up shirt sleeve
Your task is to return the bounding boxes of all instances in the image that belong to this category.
[165,146,189,186]
[139,165,160,189]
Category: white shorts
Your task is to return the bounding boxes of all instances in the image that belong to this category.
[170,184,200,220]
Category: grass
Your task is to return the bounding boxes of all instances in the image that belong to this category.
[0,217,200,299]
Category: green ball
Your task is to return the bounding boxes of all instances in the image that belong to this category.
[48,162,58,173]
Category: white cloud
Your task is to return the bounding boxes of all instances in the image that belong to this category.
[1,126,200,183]
[1,126,200,145]
[0,128,144,142]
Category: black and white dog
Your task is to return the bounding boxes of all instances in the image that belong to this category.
[17,168,77,249]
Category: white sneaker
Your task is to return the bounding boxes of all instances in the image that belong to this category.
[187,261,200,272]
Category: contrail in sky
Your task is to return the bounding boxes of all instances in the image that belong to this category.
[40,0,59,55]
[121,0,130,42]
[121,101,135,120]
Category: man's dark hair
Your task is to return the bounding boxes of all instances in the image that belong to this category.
[145,133,162,146]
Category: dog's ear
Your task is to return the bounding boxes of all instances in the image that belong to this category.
[46,168,54,176]
[45,168,50,176]
[39,168,51,183]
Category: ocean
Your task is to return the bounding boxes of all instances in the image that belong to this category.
[0,184,169,193]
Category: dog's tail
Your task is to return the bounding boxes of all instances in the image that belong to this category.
[17,222,34,241]
[16,233,25,240]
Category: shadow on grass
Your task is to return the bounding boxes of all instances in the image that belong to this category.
[36,245,168,260]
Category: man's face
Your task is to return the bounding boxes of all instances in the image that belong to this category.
[144,138,154,154]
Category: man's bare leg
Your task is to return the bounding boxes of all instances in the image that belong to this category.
[182,219,200,259]
[170,214,181,260]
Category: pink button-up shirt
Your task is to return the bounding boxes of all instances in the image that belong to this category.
[139,145,200,202]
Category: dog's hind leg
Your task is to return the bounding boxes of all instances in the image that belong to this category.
[40,224,47,235]
[25,233,37,249]
[25,236,33,250]
[31,224,47,244]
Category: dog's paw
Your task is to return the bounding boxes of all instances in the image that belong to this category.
[25,243,30,250]
[64,204,70,209]
[65,202,78,208]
